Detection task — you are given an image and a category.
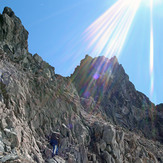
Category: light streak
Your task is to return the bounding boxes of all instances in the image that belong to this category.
[83,0,141,58]
[150,0,154,97]
[82,0,156,101]
[81,0,142,99]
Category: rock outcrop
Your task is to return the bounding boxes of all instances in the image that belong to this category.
[71,55,162,143]
[0,7,163,163]
[0,7,55,80]
[0,7,28,59]
[155,104,163,143]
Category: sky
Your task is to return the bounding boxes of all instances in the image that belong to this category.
[0,0,163,105]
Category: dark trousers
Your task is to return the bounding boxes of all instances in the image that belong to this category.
[50,139,58,156]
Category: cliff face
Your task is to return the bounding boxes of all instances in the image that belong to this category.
[70,55,162,143]
[0,7,28,59]
[0,7,163,163]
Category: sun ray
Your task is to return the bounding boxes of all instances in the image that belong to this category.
[150,0,154,98]
[87,5,126,50]
[104,0,141,58]
[81,0,157,103]
[83,0,141,59]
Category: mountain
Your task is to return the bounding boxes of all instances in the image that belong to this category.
[70,55,163,143]
[0,7,163,163]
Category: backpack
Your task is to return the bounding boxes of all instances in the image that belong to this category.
[50,132,60,145]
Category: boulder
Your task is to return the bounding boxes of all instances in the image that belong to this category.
[102,151,112,163]
[92,122,104,141]
[134,158,143,163]
[99,139,106,152]
[102,125,116,145]
[33,53,43,64]
[3,128,19,148]
[0,153,19,162]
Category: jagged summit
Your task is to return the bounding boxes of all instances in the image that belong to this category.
[0,7,28,56]
[0,7,163,163]
[71,54,132,101]
[0,7,55,80]
[70,54,163,143]
[3,7,15,17]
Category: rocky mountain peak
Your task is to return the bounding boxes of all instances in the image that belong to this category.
[0,7,28,57]
[71,55,163,143]
[71,54,126,99]
[2,7,15,17]
[0,7,55,80]
[0,7,163,163]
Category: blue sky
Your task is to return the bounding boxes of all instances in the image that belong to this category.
[0,0,163,104]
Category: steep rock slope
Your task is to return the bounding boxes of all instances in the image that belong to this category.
[71,55,162,143]
[0,7,163,163]
[155,104,163,142]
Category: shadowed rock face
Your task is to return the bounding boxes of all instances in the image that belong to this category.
[71,54,162,143]
[0,7,163,163]
[155,104,163,143]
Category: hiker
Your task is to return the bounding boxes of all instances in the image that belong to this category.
[50,131,60,157]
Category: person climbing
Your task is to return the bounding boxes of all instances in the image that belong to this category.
[50,131,60,157]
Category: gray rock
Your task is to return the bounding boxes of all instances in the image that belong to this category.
[106,145,112,153]
[60,123,70,137]
[0,153,19,162]
[5,145,11,152]
[102,125,116,145]
[2,138,11,146]
[4,128,19,148]
[0,140,4,154]
[0,7,28,57]
[47,158,57,163]
[67,153,76,163]
[3,7,15,17]
[92,154,96,162]
[99,139,106,152]
[33,53,43,64]
[44,147,53,159]
[79,145,88,163]
[1,118,8,129]
[112,142,121,160]
[21,56,29,68]
[102,151,112,163]
[134,158,143,163]
[93,122,104,141]
[116,131,124,143]
[71,53,163,144]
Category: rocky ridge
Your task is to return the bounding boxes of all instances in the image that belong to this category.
[71,55,163,143]
[0,7,163,163]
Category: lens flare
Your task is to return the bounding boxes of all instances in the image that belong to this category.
[82,0,156,102]
[83,0,141,59]
[150,0,154,98]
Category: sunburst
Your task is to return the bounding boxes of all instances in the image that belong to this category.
[150,0,154,98]
[83,0,157,100]
[83,0,141,58]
